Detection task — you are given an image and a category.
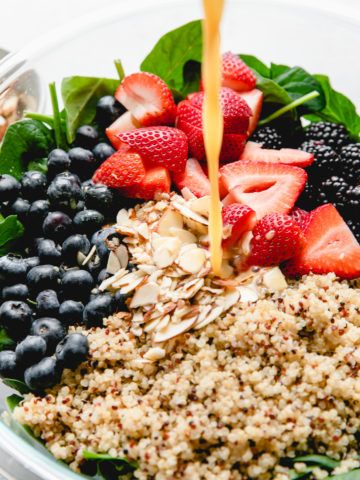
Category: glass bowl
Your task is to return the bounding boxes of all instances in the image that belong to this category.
[0,1,359,478]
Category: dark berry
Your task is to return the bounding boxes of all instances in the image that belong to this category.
[0,174,21,203]
[28,199,50,229]
[73,209,105,235]
[24,357,62,391]
[339,144,360,181]
[0,351,21,379]
[36,290,60,316]
[47,149,71,179]
[114,291,129,312]
[8,197,30,223]
[91,227,118,260]
[55,333,89,369]
[31,318,66,353]
[97,269,110,284]
[15,335,47,367]
[58,300,84,326]
[347,217,360,241]
[83,294,114,327]
[96,96,125,127]
[27,265,60,293]
[83,182,114,213]
[21,171,47,200]
[251,126,283,149]
[0,254,27,284]
[2,284,29,301]
[47,172,83,211]
[0,301,33,340]
[319,176,350,212]
[304,122,350,152]
[36,238,62,265]
[300,140,339,179]
[42,211,72,242]
[62,234,91,265]
[68,147,96,180]
[61,270,94,300]
[24,256,40,271]
[75,125,99,150]
[92,143,115,163]
[86,255,103,277]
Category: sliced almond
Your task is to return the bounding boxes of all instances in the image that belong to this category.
[172,201,208,225]
[183,217,208,236]
[239,231,253,256]
[178,248,206,274]
[116,208,131,226]
[130,282,160,308]
[107,251,122,274]
[143,347,166,362]
[238,286,259,303]
[153,316,197,343]
[194,305,223,330]
[180,187,197,200]
[137,264,157,274]
[98,268,127,291]
[81,245,96,266]
[177,278,204,299]
[156,314,170,331]
[114,244,129,269]
[152,236,181,253]
[137,222,150,239]
[262,267,288,291]
[220,288,240,310]
[168,227,197,245]
[143,317,161,333]
[189,196,211,217]
[153,248,177,269]
[219,260,234,279]
[157,209,183,236]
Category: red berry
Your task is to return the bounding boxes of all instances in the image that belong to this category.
[222,204,256,249]
[92,150,145,188]
[221,52,257,92]
[238,89,263,135]
[240,141,314,168]
[119,166,170,200]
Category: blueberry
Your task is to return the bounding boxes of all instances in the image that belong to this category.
[97,268,110,284]
[31,318,66,353]
[24,256,40,271]
[21,171,47,200]
[24,357,62,391]
[0,174,21,203]
[27,265,60,293]
[47,149,71,179]
[28,199,50,229]
[75,125,99,150]
[83,294,115,327]
[73,210,104,235]
[2,283,29,301]
[36,290,60,316]
[0,254,27,284]
[92,143,115,163]
[86,256,103,277]
[75,200,86,212]
[0,301,33,340]
[96,96,125,127]
[55,333,89,369]
[47,172,83,211]
[84,182,114,213]
[58,300,84,326]
[8,197,30,223]
[36,239,62,265]
[62,234,90,265]
[114,291,130,312]
[15,335,47,367]
[0,351,21,379]
[68,147,96,180]
[61,270,94,300]
[91,227,117,260]
[42,211,72,242]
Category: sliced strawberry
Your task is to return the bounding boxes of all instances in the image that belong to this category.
[289,207,311,230]
[201,164,229,199]
[176,116,205,160]
[220,133,247,163]
[106,112,140,149]
[238,89,263,135]
[172,158,210,198]
[222,204,256,249]
[240,141,314,168]
[120,166,171,200]
[221,52,257,92]
[284,204,360,279]
[116,126,188,173]
[115,72,177,127]
[220,161,307,218]
[92,150,145,188]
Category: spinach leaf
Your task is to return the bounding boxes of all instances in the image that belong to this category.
[83,450,138,479]
[28,157,48,174]
[6,394,23,412]
[288,466,315,479]
[140,20,202,97]
[0,119,54,179]
[61,76,120,143]
[329,470,360,479]
[0,328,15,352]
[3,378,30,394]
[0,215,24,255]
[294,455,340,470]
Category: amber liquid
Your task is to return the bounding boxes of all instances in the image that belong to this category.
[202,0,224,276]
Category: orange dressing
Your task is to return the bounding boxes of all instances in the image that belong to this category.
[202,0,224,276]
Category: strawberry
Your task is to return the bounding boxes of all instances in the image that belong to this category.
[222,204,256,249]
[115,72,177,127]
[238,89,263,135]
[220,161,307,218]
[106,112,140,149]
[284,204,360,279]
[116,126,188,173]
[289,207,311,230]
[92,150,145,188]
[247,213,304,266]
[221,52,257,92]
[240,141,314,168]
[172,158,210,198]
[120,166,170,200]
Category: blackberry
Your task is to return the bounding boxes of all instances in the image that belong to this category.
[320,176,350,212]
[297,182,321,211]
[347,218,360,241]
[304,122,350,152]
[299,141,339,179]
[339,144,360,181]
[251,126,283,149]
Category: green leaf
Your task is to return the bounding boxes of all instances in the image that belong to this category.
[294,455,340,470]
[83,450,138,469]
[6,394,23,412]
[61,76,120,143]
[0,215,24,255]
[0,328,15,352]
[288,466,315,479]
[3,378,30,394]
[0,119,54,179]
[140,20,202,97]
[28,157,48,174]
[329,470,360,479]
[239,54,270,77]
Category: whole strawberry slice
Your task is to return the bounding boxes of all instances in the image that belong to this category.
[238,89,263,135]
[240,141,314,168]
[247,213,304,266]
[115,72,177,127]
[289,207,311,230]
[92,150,145,188]
[220,161,307,218]
[221,52,257,92]
[172,158,210,198]
[116,127,188,173]
[222,204,256,249]
[120,166,170,200]
[284,204,360,279]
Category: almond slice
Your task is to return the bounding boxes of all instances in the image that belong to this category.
[152,236,181,253]
[262,267,288,291]
[153,316,197,343]
[143,347,166,362]
[188,196,211,217]
[130,282,160,308]
[194,305,223,330]
[98,268,127,291]
[116,208,131,226]
[180,187,197,200]
[168,227,197,245]
[177,248,206,274]
[172,201,209,225]
[153,248,178,269]
[157,209,184,235]
[220,288,240,310]
[238,286,259,303]
[144,318,161,333]
[107,251,122,274]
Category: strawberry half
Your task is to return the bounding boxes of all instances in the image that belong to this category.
[221,52,257,92]
[172,158,210,198]
[115,72,177,127]
[92,150,145,188]
[116,126,188,173]
[220,161,307,218]
[240,141,314,168]
[289,207,311,231]
[120,166,171,200]
[284,204,360,279]
[106,112,140,149]
[247,213,304,266]
[238,89,263,135]
[222,204,256,249]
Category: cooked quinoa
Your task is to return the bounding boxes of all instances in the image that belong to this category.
[14,273,360,480]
